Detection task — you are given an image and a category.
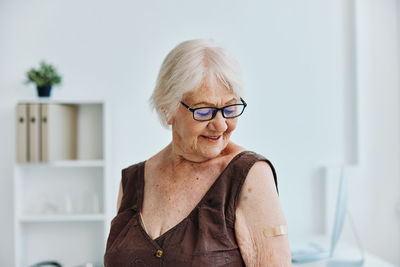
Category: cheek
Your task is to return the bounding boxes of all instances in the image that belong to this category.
[226,119,238,133]
[173,112,198,136]
[181,120,207,140]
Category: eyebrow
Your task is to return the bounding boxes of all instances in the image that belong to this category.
[192,98,237,107]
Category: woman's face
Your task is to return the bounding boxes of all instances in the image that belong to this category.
[169,83,239,162]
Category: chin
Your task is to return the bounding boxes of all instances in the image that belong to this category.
[198,144,226,160]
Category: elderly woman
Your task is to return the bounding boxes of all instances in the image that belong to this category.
[104,39,291,266]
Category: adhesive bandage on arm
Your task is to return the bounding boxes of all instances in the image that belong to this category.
[263,225,288,238]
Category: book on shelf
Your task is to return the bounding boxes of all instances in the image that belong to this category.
[16,104,28,162]
[41,104,77,162]
[16,103,78,162]
[28,103,41,162]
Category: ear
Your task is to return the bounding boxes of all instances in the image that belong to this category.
[161,106,174,125]
[167,116,174,125]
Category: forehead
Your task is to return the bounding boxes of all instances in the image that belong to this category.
[183,82,237,104]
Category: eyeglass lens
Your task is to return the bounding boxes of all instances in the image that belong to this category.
[193,105,243,121]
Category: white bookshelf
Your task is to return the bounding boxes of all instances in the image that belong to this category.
[17,160,105,167]
[13,100,110,267]
[19,214,106,223]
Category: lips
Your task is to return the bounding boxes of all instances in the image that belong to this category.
[201,135,222,142]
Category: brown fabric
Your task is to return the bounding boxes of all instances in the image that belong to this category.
[104,151,278,267]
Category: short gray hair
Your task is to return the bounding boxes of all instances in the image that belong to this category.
[150,39,244,128]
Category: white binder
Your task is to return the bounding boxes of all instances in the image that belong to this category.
[28,103,41,162]
[41,104,77,162]
[16,104,28,162]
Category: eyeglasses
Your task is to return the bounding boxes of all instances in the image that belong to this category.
[180,98,247,121]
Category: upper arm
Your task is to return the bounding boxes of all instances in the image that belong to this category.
[234,161,291,266]
[116,179,123,213]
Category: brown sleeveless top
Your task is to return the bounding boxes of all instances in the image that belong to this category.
[104,151,278,267]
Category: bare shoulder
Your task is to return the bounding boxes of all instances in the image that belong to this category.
[146,148,166,167]
[241,161,277,199]
[144,147,171,179]
[222,142,246,162]
[237,160,282,224]
[224,141,245,155]
[234,159,291,265]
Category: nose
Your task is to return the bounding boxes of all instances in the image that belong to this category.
[208,110,228,132]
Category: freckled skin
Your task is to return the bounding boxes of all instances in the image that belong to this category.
[235,162,291,266]
[168,83,239,162]
[115,82,291,265]
[132,83,246,240]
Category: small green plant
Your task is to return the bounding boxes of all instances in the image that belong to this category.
[26,61,62,87]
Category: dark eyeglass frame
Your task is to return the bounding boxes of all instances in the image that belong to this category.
[180,98,247,121]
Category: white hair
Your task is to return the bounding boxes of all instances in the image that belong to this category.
[149,39,245,128]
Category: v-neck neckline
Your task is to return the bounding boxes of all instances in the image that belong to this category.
[138,150,248,242]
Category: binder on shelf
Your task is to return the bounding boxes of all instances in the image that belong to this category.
[28,103,41,162]
[16,104,28,162]
[41,104,78,162]
[14,101,107,267]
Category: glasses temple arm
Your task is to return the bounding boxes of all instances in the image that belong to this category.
[180,101,192,111]
[240,98,247,107]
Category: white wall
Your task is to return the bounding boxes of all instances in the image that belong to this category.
[341,0,400,265]
[325,1,400,266]
[0,0,398,266]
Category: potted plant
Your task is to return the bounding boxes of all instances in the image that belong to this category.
[26,61,62,97]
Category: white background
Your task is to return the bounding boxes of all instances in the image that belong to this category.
[0,0,399,266]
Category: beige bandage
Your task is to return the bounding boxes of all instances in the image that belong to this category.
[263,225,288,238]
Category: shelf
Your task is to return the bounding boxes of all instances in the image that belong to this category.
[19,214,106,223]
[21,222,105,267]
[14,101,109,267]
[17,98,106,105]
[16,160,104,168]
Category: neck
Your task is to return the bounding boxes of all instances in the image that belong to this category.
[155,142,238,185]
[162,143,220,177]
[165,143,205,167]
